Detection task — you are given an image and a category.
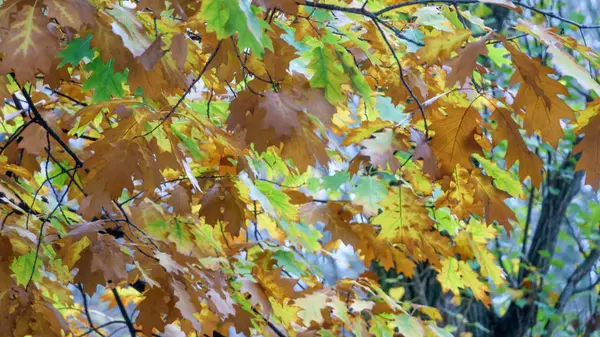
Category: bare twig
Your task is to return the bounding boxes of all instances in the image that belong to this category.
[77,283,107,337]
[111,288,137,337]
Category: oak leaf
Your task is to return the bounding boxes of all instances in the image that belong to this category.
[417,30,471,65]
[574,113,600,189]
[503,40,574,146]
[0,4,59,82]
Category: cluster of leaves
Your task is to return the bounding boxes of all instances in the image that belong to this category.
[0,0,597,336]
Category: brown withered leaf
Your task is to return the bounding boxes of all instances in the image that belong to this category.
[169,184,191,214]
[84,14,133,72]
[199,179,247,236]
[410,129,440,180]
[170,33,188,71]
[445,34,490,86]
[472,169,515,232]
[574,114,600,189]
[81,128,164,218]
[262,25,299,81]
[241,279,273,317]
[490,105,543,185]
[18,111,63,156]
[44,0,96,30]
[259,91,303,137]
[0,236,15,293]
[171,280,203,332]
[429,98,482,176]
[0,4,60,82]
[503,40,574,146]
[139,0,167,13]
[254,0,298,14]
[139,35,167,71]
[227,90,331,171]
[57,222,133,294]
[128,53,189,103]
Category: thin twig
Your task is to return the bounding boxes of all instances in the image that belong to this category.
[371,19,429,138]
[518,187,536,283]
[111,288,137,337]
[15,82,84,167]
[77,283,107,337]
[139,41,223,137]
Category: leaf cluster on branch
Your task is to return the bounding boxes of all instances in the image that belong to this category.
[0,0,598,337]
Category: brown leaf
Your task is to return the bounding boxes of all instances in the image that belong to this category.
[574,113,600,189]
[429,97,482,175]
[169,184,191,214]
[241,279,273,317]
[503,40,574,146]
[259,91,303,137]
[199,180,247,236]
[490,105,543,185]
[410,129,440,180]
[44,0,96,30]
[139,35,167,71]
[0,4,60,82]
[472,169,515,232]
[227,90,331,171]
[253,0,298,14]
[445,34,490,86]
[57,223,133,294]
[170,33,188,71]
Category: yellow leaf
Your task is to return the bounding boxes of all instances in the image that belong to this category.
[417,30,471,64]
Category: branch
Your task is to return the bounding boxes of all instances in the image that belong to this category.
[518,187,536,283]
[16,83,84,168]
[573,277,600,295]
[77,283,106,337]
[544,248,600,336]
[371,19,429,138]
[513,1,600,29]
[301,0,600,30]
[111,288,137,337]
[25,173,75,291]
[53,90,88,106]
[76,321,128,337]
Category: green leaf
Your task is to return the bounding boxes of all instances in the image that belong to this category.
[370,316,394,337]
[307,43,348,104]
[256,180,298,221]
[279,220,322,253]
[273,249,306,277]
[11,251,42,286]
[428,324,454,337]
[351,176,388,213]
[434,207,461,235]
[200,0,271,57]
[376,96,410,124]
[57,34,94,68]
[335,47,373,107]
[473,153,522,198]
[199,0,232,39]
[394,314,424,337]
[83,58,129,103]
[322,171,350,191]
[171,125,203,160]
